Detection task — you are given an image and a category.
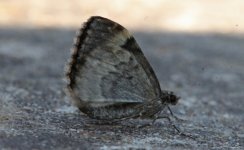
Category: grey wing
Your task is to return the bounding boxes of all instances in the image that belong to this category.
[66,16,161,107]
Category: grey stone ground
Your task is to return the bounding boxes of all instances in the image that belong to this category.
[0,27,243,149]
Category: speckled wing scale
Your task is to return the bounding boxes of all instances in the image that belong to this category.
[65,16,179,121]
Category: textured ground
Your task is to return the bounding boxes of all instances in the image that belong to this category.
[0,27,243,149]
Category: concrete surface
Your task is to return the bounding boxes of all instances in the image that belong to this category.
[0,27,243,149]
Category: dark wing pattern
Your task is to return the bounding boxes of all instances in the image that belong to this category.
[66,16,161,108]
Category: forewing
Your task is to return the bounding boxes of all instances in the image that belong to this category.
[66,16,161,107]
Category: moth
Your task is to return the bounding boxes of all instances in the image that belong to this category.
[65,16,179,125]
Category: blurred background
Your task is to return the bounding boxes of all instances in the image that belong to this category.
[0,0,243,33]
[0,0,243,149]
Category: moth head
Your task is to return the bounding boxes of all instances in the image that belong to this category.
[161,91,180,105]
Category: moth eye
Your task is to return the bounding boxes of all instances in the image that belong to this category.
[126,76,133,80]
[170,94,179,105]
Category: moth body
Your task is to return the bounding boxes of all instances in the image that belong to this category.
[65,16,179,121]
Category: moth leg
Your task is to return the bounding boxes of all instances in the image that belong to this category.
[167,106,184,122]
[135,111,162,128]
[157,115,181,133]
[157,115,195,139]
[135,119,155,128]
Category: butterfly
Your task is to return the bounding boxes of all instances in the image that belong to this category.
[65,16,179,124]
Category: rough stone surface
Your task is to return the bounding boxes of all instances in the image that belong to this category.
[0,27,243,149]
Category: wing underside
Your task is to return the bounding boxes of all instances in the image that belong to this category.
[66,16,161,107]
